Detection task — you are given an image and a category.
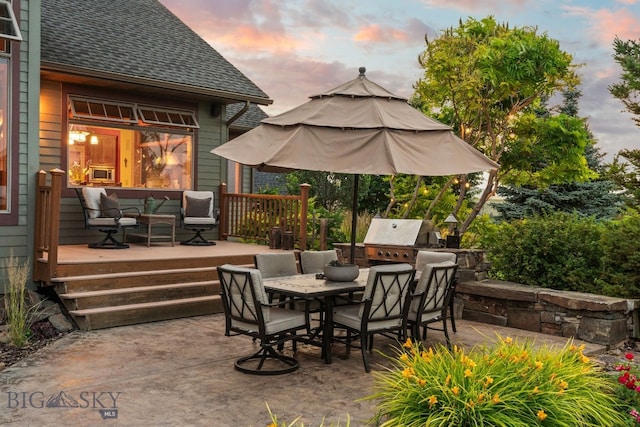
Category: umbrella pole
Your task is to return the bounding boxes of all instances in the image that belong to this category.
[350,174,359,264]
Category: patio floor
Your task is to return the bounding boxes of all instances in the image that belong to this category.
[0,313,605,426]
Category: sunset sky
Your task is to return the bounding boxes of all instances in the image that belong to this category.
[159,0,640,161]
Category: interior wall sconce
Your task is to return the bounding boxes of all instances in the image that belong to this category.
[90,135,99,145]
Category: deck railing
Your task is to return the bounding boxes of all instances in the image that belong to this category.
[218,183,309,250]
[34,169,64,282]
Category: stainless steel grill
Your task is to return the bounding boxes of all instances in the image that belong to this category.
[363,218,441,264]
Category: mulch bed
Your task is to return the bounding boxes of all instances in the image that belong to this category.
[0,321,65,368]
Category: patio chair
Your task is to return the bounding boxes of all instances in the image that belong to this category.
[254,252,299,278]
[180,190,219,246]
[407,261,458,350]
[415,250,459,332]
[332,263,415,372]
[75,187,139,249]
[217,264,308,375]
[299,250,338,274]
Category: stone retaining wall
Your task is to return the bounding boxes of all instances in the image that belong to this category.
[334,243,639,347]
[456,280,639,347]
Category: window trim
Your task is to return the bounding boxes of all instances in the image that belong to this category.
[69,96,138,124]
[137,105,200,129]
[0,1,22,41]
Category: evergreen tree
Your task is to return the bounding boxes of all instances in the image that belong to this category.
[495,89,624,220]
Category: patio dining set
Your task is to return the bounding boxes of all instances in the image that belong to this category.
[218,250,459,375]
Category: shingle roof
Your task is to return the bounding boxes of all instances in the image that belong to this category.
[227,102,269,130]
[41,0,271,104]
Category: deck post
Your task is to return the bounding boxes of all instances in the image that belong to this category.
[299,183,310,251]
[33,169,64,283]
[218,183,228,241]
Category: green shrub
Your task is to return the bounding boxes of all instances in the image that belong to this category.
[478,212,605,293]
[599,214,640,298]
[367,337,626,426]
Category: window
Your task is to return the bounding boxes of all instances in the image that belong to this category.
[0,1,21,41]
[67,97,196,190]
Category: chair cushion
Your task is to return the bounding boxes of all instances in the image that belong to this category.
[300,250,338,274]
[82,187,107,219]
[100,192,120,218]
[185,196,211,217]
[254,253,298,278]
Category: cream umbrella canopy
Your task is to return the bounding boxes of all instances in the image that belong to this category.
[212,67,499,261]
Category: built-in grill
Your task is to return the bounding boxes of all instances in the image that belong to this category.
[363,218,441,264]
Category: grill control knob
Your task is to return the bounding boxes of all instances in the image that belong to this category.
[393,252,399,258]
[385,251,391,257]
[402,253,409,258]
[377,250,383,256]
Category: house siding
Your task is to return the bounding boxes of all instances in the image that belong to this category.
[0,0,37,291]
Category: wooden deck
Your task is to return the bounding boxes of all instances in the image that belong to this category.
[39,241,297,331]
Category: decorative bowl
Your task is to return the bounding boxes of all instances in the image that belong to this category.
[323,263,360,282]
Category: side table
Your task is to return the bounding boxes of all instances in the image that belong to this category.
[126,214,176,247]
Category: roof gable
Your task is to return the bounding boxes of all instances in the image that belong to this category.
[41,0,270,104]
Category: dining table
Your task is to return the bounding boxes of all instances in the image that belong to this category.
[263,269,368,364]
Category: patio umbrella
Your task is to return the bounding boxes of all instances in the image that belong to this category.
[212,67,499,262]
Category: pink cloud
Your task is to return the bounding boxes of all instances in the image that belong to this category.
[563,6,640,45]
[354,24,410,43]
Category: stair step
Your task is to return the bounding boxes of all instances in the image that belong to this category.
[58,281,217,300]
[69,295,218,316]
[51,266,219,283]
[68,295,222,330]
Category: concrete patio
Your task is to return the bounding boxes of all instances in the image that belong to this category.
[0,314,605,426]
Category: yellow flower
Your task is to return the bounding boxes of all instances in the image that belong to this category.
[570,344,577,352]
[492,393,500,404]
[400,353,409,362]
[445,374,452,386]
[532,386,539,394]
[417,378,427,386]
[428,395,438,407]
[559,380,568,390]
[403,338,413,348]
[505,336,513,344]
[477,393,485,402]
[535,360,543,369]
[466,358,477,368]
[452,386,460,396]
[484,376,494,387]
[537,409,547,421]
[402,367,415,378]
[267,423,277,427]
[581,355,590,364]
[464,368,473,378]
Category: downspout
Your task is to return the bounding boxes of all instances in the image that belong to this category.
[226,100,250,127]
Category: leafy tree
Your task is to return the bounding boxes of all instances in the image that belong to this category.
[412,16,593,234]
[607,37,640,209]
[609,37,640,127]
[605,148,640,210]
[284,171,387,213]
[495,89,623,220]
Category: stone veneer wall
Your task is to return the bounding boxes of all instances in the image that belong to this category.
[333,243,639,347]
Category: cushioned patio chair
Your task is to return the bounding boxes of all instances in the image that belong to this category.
[332,263,415,372]
[407,260,458,349]
[76,187,139,249]
[254,252,299,278]
[217,264,309,375]
[180,190,218,246]
[415,250,458,332]
[299,250,339,274]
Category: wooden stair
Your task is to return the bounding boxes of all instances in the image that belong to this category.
[52,264,252,331]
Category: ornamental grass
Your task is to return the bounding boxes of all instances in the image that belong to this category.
[367,336,626,426]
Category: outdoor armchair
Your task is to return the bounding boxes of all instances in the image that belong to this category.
[76,187,139,249]
[415,250,458,332]
[407,261,458,350]
[332,263,415,372]
[180,190,218,246]
[217,264,309,375]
